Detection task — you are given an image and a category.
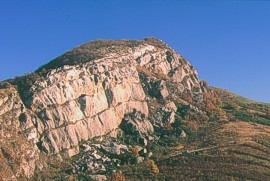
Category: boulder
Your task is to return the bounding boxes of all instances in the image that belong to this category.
[165,102,177,112]
[137,156,145,164]
[101,142,129,155]
[160,88,169,99]
[120,110,154,138]
[159,80,169,99]
[89,175,107,181]
[181,130,187,138]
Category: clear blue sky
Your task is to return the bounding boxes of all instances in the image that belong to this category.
[1,1,270,103]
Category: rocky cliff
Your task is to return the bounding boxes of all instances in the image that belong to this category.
[0,38,205,179]
[1,38,270,181]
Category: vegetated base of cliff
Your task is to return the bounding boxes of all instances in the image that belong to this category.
[122,87,270,181]
[31,119,270,181]
[123,120,270,181]
[30,87,270,181]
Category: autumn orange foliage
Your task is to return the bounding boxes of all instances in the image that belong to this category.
[145,160,159,174]
[110,171,125,181]
[203,91,224,117]
[131,146,139,158]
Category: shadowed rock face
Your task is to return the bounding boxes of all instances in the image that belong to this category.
[0,38,202,179]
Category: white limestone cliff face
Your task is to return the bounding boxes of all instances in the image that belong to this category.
[29,56,148,156]
[0,38,202,179]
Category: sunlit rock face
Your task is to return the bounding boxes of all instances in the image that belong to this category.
[0,38,202,179]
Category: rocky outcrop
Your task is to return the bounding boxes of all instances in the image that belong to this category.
[0,38,203,179]
[120,110,154,139]
[0,86,44,180]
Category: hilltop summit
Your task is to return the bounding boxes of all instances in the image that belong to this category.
[37,38,169,73]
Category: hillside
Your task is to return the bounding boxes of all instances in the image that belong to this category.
[0,38,269,181]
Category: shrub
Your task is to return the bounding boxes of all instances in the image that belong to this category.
[131,146,140,158]
[109,171,125,181]
[186,121,199,131]
[199,112,209,122]
[163,122,174,131]
[182,90,193,103]
[145,160,159,174]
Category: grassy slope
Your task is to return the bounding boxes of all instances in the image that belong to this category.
[210,86,270,106]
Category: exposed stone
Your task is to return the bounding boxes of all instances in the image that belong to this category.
[160,88,169,99]
[165,102,177,112]
[92,151,102,159]
[139,148,148,156]
[167,111,175,124]
[142,137,148,146]
[82,144,91,152]
[181,130,187,138]
[137,156,144,164]
[120,110,154,138]
[101,142,129,155]
[89,175,107,181]
[67,146,79,157]
[159,80,169,99]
